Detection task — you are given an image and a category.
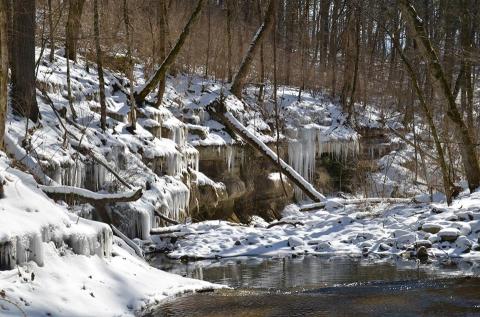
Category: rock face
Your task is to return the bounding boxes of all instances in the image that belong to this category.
[192,145,294,222]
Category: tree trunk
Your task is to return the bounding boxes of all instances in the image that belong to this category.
[123,0,136,131]
[135,0,205,105]
[226,0,233,82]
[399,0,480,192]
[65,40,78,120]
[230,0,275,99]
[65,0,85,62]
[11,0,38,122]
[0,0,7,149]
[154,0,167,107]
[93,0,106,131]
[48,0,54,62]
[256,0,265,103]
[319,0,330,73]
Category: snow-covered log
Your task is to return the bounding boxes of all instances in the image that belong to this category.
[39,185,142,205]
[300,197,416,211]
[207,98,326,202]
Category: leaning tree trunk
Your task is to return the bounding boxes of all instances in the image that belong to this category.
[135,0,205,105]
[230,0,275,99]
[11,0,38,122]
[390,33,455,204]
[0,0,7,149]
[399,0,480,192]
[93,0,106,131]
[207,99,326,202]
[65,0,85,62]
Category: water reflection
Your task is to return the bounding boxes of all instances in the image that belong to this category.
[147,255,480,317]
[150,254,467,290]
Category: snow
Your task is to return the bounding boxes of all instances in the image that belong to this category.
[163,191,480,264]
[0,154,221,316]
[0,242,220,317]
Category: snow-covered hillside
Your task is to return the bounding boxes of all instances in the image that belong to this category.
[0,153,220,316]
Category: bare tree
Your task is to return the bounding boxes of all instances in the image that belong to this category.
[11,0,38,122]
[0,0,7,149]
[135,0,205,105]
[124,0,136,131]
[65,0,85,62]
[400,0,480,192]
[230,0,275,99]
[93,0,106,131]
[154,0,168,107]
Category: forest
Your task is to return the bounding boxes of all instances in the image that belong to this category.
[1,0,480,316]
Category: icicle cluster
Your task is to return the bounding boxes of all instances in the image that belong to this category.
[288,125,360,200]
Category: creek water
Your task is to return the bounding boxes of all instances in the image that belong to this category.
[147,255,480,316]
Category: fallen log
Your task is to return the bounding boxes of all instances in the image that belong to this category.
[300,197,416,212]
[150,228,181,235]
[207,98,325,202]
[149,232,197,239]
[39,185,142,205]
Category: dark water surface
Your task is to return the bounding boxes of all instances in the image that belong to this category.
[147,255,480,316]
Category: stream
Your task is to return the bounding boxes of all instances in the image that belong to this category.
[146,255,480,316]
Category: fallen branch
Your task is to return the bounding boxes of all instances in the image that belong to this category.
[4,132,57,186]
[300,197,416,211]
[207,98,325,202]
[39,87,134,190]
[154,209,180,225]
[40,185,142,204]
[267,221,304,229]
[110,224,144,259]
[78,146,133,190]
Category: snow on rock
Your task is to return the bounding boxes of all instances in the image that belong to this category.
[421,223,443,234]
[287,236,305,248]
[437,228,460,242]
[163,192,480,264]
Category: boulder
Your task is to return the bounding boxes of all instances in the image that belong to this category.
[288,236,305,248]
[438,228,460,242]
[421,223,443,234]
[455,236,473,252]
[379,243,391,251]
[416,246,429,260]
[415,240,432,249]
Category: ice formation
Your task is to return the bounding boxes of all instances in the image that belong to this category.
[288,124,360,200]
[0,156,113,270]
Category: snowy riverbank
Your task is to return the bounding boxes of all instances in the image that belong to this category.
[159,191,480,266]
[0,154,222,317]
